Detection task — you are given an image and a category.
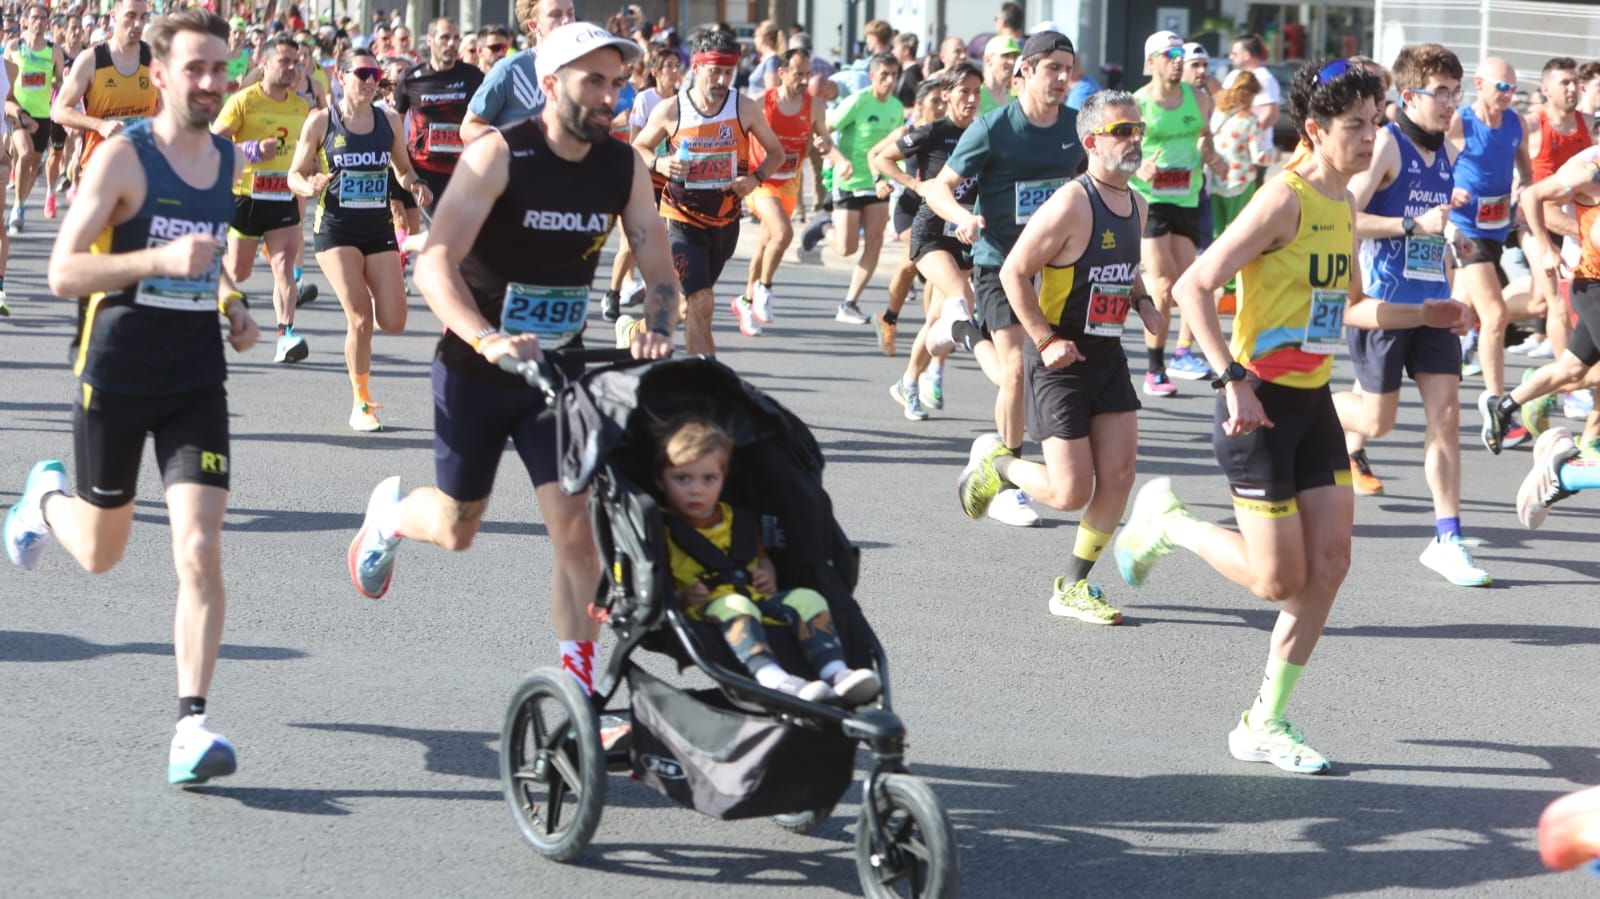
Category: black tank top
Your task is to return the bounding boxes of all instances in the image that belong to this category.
[1038,174,1144,352]
[436,118,635,384]
[315,102,393,230]
[76,120,235,395]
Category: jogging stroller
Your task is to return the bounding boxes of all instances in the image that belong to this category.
[495,351,958,898]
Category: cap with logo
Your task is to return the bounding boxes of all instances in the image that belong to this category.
[534,22,645,81]
[984,35,1021,59]
[1144,31,1183,59]
[1183,41,1209,63]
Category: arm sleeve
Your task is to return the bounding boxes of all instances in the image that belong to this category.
[944,115,991,180]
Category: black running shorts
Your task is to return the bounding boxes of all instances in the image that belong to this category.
[1024,343,1141,441]
[668,218,739,296]
[910,230,972,271]
[973,266,1019,332]
[313,214,399,256]
[1143,201,1207,246]
[231,195,301,240]
[73,383,231,508]
[1211,376,1348,505]
[1567,278,1600,367]
[1346,323,1462,394]
[431,358,559,500]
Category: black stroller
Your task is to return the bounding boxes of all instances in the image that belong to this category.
[495,352,958,898]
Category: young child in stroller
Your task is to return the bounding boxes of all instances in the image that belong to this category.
[654,416,882,706]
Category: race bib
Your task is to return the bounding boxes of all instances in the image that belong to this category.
[19,71,45,89]
[425,121,463,154]
[338,169,388,209]
[1084,284,1131,337]
[500,283,589,347]
[1150,167,1193,198]
[683,150,735,190]
[1475,193,1511,231]
[1404,234,1448,283]
[1302,288,1347,354]
[134,238,222,312]
[249,171,292,201]
[942,219,961,238]
[1014,178,1065,224]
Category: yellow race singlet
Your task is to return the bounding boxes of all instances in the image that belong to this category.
[81,41,157,170]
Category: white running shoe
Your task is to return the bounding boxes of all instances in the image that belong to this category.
[925,294,968,358]
[1518,427,1579,529]
[1527,340,1555,359]
[619,275,647,309]
[1507,334,1544,355]
[752,282,774,323]
[1563,390,1595,420]
[4,460,67,570]
[168,715,237,785]
[1418,535,1492,587]
[987,488,1041,527]
[834,301,869,325]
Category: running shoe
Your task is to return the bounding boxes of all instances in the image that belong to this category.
[919,371,944,409]
[1563,390,1594,420]
[1528,340,1555,359]
[829,668,882,706]
[799,213,830,253]
[1518,427,1579,529]
[168,715,237,785]
[731,296,763,337]
[601,290,621,323]
[1477,391,1511,454]
[1114,476,1188,587]
[4,459,67,570]
[1349,458,1384,496]
[889,378,928,421]
[599,714,633,752]
[0,291,10,317]
[1508,333,1544,355]
[1142,370,1178,397]
[1522,368,1554,439]
[874,313,897,355]
[768,672,837,703]
[7,209,22,236]
[751,282,774,323]
[1419,535,1492,587]
[987,488,1041,527]
[620,275,647,308]
[957,434,1009,520]
[348,476,403,599]
[1580,437,1600,462]
[835,301,869,325]
[296,282,318,307]
[1504,426,1531,450]
[925,295,966,358]
[1459,328,1479,376]
[1167,351,1215,381]
[950,318,982,353]
[274,331,309,364]
[43,192,56,219]
[614,313,639,348]
[1048,576,1122,625]
[349,401,383,433]
[1227,711,1331,775]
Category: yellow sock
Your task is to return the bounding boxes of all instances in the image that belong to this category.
[351,372,372,405]
[1067,522,1110,582]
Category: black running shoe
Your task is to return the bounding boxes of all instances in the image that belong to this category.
[601,290,621,322]
[1478,391,1511,455]
[296,283,318,308]
[800,214,830,253]
[951,318,982,352]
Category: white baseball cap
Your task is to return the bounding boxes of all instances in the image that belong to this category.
[534,22,643,81]
[1144,31,1182,59]
[1183,41,1209,63]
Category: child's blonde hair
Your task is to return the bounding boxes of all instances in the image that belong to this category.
[653,415,734,476]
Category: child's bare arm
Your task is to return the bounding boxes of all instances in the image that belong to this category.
[750,543,778,594]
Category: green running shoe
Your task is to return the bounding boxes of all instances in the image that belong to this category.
[1115,476,1188,586]
[1227,711,1331,775]
[956,434,1009,519]
[1521,367,1555,439]
[1047,576,1122,625]
[1581,438,1600,462]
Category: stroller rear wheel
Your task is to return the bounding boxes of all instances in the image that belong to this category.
[500,668,606,861]
[771,804,836,835]
[855,773,959,899]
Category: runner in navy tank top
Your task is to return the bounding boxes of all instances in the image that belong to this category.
[1447,57,1535,401]
[1334,43,1492,588]
[344,23,674,701]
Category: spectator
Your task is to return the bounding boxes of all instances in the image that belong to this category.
[893,31,922,107]
[1226,33,1280,131]
[476,24,512,74]
[994,2,1024,43]
[751,18,785,94]
[1065,50,1100,110]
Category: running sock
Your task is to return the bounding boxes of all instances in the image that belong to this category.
[395,228,408,252]
[880,309,899,325]
[179,696,206,721]
[351,372,373,405]
[817,659,848,682]
[1146,346,1166,373]
[1349,448,1374,474]
[0,277,7,291]
[1559,458,1600,492]
[1246,656,1304,728]
[751,661,792,689]
[1497,395,1519,418]
[292,266,303,284]
[1162,505,1209,552]
[559,640,595,696]
[1435,517,1462,540]
[277,323,289,336]
[1067,522,1110,582]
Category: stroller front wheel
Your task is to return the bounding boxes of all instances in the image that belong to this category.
[500,667,607,862]
[855,773,959,899]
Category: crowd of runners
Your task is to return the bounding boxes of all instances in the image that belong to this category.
[2,0,1599,812]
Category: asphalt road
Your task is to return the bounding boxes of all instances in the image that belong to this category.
[3,207,1598,897]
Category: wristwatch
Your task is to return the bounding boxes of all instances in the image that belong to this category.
[1401,214,1416,236]
[1211,361,1248,390]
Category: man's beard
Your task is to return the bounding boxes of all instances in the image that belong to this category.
[557,89,609,144]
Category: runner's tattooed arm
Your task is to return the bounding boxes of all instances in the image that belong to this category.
[621,151,676,359]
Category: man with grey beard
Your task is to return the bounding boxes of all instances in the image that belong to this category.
[956,89,1165,627]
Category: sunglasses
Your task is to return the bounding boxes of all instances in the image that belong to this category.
[1490,80,1514,92]
[347,66,382,81]
[1092,120,1146,138]
[1411,86,1463,103]
[1317,58,1352,84]
[1156,47,1183,61]
[484,43,507,53]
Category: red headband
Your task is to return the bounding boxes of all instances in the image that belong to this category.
[692,51,739,67]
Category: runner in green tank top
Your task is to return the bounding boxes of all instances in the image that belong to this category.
[1128,31,1222,398]
[6,4,64,234]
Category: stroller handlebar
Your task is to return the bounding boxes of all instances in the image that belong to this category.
[496,348,636,395]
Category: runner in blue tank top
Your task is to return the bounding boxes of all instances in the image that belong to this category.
[3,9,261,786]
[1447,56,1537,403]
[1333,43,1490,588]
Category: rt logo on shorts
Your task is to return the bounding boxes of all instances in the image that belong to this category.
[200,452,228,474]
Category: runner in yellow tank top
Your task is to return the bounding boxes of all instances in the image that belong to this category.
[51,0,156,175]
[1115,59,1470,776]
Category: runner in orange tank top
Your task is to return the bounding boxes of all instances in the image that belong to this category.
[1523,57,1594,360]
[737,46,847,333]
[52,0,157,176]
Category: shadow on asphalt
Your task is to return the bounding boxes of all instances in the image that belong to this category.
[1135,603,1600,647]
[0,630,306,663]
[183,785,501,814]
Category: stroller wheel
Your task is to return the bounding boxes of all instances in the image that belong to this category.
[772,804,836,835]
[500,667,607,862]
[855,774,959,899]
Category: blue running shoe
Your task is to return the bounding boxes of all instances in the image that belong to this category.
[348,476,403,599]
[5,460,67,570]
[168,715,237,785]
[1167,351,1216,381]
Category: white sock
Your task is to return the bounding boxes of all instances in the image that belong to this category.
[1164,508,1208,552]
[375,490,402,542]
[752,663,790,689]
[818,660,848,682]
[559,640,595,695]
